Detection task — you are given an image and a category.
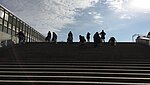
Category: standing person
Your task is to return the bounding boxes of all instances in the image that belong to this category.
[100,30,106,42]
[45,31,51,42]
[79,35,86,46]
[17,31,25,45]
[93,32,101,47]
[86,32,90,42]
[67,31,73,43]
[52,32,57,43]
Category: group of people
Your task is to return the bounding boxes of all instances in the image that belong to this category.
[45,31,57,43]
[16,30,116,46]
[67,31,89,45]
[93,30,116,47]
[66,30,116,47]
[16,31,58,45]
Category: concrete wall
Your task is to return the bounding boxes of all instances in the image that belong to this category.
[0,31,18,47]
[0,31,11,40]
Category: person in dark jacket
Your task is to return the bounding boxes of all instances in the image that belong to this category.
[45,31,51,42]
[86,32,90,42]
[108,37,116,46]
[17,31,25,44]
[93,32,102,47]
[67,31,73,43]
[52,32,57,43]
[79,35,86,44]
[100,30,106,42]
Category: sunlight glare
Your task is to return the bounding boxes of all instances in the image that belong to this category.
[129,0,150,10]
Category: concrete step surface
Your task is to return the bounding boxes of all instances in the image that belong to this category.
[0,62,150,84]
[0,42,150,84]
[0,42,150,63]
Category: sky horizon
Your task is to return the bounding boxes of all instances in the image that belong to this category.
[0,0,150,42]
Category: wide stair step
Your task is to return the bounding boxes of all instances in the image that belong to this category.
[0,61,150,85]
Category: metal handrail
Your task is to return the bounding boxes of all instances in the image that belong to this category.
[132,34,144,42]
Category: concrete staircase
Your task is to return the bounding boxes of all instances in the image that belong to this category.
[0,62,150,85]
[0,42,150,84]
[0,42,150,63]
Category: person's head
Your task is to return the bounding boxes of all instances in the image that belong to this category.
[96,32,99,35]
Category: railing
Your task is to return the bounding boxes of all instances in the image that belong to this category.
[132,34,141,42]
[134,34,150,46]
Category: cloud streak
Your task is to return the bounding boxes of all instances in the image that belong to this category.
[0,0,136,34]
[105,0,150,19]
[0,0,100,35]
[1,0,150,42]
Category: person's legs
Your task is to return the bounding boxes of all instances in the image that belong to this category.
[18,37,21,44]
[88,38,90,42]
[23,37,25,44]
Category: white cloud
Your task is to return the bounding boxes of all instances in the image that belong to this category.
[88,11,103,24]
[105,0,150,20]
[0,0,100,35]
[93,12,103,25]
[93,14,102,19]
[120,14,132,19]
[129,0,150,10]
[105,0,126,12]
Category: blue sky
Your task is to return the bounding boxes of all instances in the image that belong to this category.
[0,0,150,42]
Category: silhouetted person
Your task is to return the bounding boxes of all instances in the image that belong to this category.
[45,31,51,42]
[108,37,116,46]
[67,31,73,43]
[86,32,90,42]
[52,32,57,43]
[93,32,102,47]
[17,31,25,45]
[147,32,150,38]
[100,30,106,42]
[79,35,86,46]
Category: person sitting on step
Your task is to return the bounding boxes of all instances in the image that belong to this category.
[108,37,116,46]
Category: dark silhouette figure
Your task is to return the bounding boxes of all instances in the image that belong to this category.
[79,35,86,46]
[45,31,51,42]
[108,37,116,46]
[100,30,106,42]
[52,32,57,43]
[67,31,73,43]
[17,31,25,45]
[93,32,102,47]
[86,32,90,42]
